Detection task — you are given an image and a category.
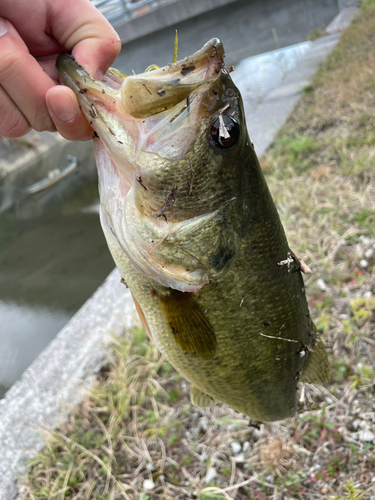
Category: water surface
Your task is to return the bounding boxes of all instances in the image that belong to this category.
[0,172,114,396]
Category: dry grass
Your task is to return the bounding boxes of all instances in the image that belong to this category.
[24,1,375,499]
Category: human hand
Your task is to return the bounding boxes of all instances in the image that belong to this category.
[0,0,121,141]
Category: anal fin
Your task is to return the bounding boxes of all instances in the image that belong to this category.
[301,339,330,384]
[159,290,217,358]
[190,385,217,408]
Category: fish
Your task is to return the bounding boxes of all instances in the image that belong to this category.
[57,39,329,422]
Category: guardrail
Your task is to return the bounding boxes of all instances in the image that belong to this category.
[91,0,171,24]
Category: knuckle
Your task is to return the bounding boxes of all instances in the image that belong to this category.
[25,103,56,133]
[32,116,56,133]
[30,103,56,133]
[1,113,30,138]
[0,51,21,80]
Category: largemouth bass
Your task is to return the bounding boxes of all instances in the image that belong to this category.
[57,39,329,422]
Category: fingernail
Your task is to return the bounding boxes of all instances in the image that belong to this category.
[47,92,77,122]
[85,67,103,80]
[93,69,103,81]
[0,18,8,37]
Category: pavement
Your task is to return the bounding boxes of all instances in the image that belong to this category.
[243,1,359,157]
[0,1,360,498]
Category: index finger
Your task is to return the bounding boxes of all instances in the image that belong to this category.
[49,0,122,78]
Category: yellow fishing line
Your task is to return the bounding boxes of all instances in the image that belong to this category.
[143,31,178,73]
[173,30,178,63]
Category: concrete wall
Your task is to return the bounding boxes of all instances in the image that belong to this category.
[114,0,348,74]
[0,270,136,500]
[115,0,238,43]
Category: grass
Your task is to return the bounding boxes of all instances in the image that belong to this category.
[24,1,375,499]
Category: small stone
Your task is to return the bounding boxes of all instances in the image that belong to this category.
[316,278,327,291]
[231,441,242,455]
[204,467,217,484]
[364,291,373,298]
[326,397,333,404]
[199,417,208,432]
[352,419,362,430]
[234,453,245,462]
[243,441,250,452]
[359,235,370,244]
[360,259,368,268]
[143,479,155,491]
[365,248,374,259]
[252,426,265,439]
[359,430,375,442]
[146,463,153,470]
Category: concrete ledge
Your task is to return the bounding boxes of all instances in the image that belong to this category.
[245,0,359,156]
[0,133,95,213]
[0,132,64,180]
[326,1,359,33]
[0,270,136,500]
[245,32,341,157]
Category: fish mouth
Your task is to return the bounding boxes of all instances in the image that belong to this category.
[57,38,225,120]
[57,38,226,168]
[56,40,230,293]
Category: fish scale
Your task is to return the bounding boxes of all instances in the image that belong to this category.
[57,38,329,421]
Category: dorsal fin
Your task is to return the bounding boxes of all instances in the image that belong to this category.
[159,290,217,358]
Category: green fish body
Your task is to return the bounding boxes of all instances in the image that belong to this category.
[57,39,329,421]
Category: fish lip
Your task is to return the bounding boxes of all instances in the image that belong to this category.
[56,53,113,98]
[138,37,225,82]
[56,38,225,117]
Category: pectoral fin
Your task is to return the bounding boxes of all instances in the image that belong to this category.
[190,385,217,408]
[159,290,217,358]
[131,293,154,343]
[301,339,330,384]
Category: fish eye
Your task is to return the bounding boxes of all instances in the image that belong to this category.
[210,115,240,149]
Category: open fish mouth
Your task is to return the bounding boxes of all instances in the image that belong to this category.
[56,39,241,293]
[57,38,224,118]
[58,40,224,128]
[57,39,227,168]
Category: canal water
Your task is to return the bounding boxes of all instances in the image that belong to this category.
[0,166,114,397]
